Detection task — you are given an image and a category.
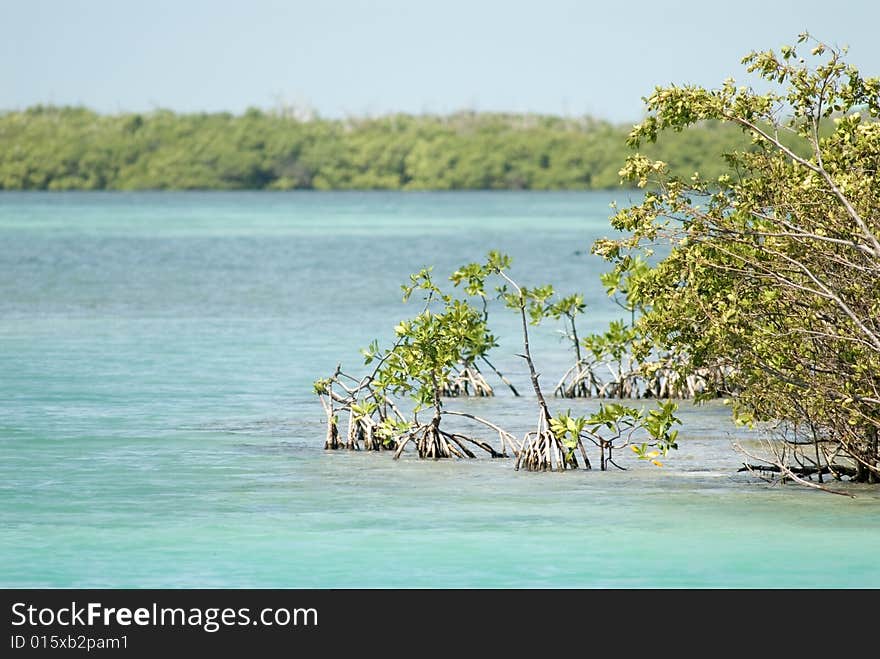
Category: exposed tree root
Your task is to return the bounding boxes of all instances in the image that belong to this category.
[554,358,736,400]
[392,419,503,460]
[554,361,599,398]
[324,415,341,450]
[442,363,494,397]
[440,358,521,398]
[515,411,587,471]
[737,463,858,478]
[735,442,856,497]
[443,409,517,457]
[317,374,343,450]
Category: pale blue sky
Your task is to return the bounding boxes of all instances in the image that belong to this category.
[2,0,878,122]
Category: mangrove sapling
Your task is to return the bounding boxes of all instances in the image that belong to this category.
[314,267,509,459]
[314,363,405,451]
[441,263,520,398]
[314,365,350,449]
[454,252,590,471]
[549,263,688,399]
[586,320,642,398]
[570,256,670,399]
[556,319,650,399]
[547,294,594,398]
[585,256,652,398]
[583,323,729,400]
[575,254,734,400]
[550,400,681,471]
[439,313,506,398]
[376,268,504,459]
[313,336,412,452]
[503,279,584,471]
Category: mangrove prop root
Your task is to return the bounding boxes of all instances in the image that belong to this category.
[515,412,579,472]
[443,409,516,457]
[442,364,494,397]
[577,437,592,470]
[389,423,500,460]
[553,360,735,400]
[441,359,522,398]
[443,431,501,458]
[554,362,600,398]
[345,409,361,450]
[324,417,341,450]
[417,424,454,459]
[318,382,343,450]
[442,431,477,458]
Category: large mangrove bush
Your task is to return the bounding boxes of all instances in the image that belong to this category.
[595,34,880,487]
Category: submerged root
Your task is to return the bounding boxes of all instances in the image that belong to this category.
[443,431,502,458]
[555,379,592,398]
[317,385,343,450]
[345,413,372,450]
[345,409,360,450]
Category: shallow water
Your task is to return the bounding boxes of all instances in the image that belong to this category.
[1,191,878,588]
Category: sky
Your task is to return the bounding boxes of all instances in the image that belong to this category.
[2,0,878,123]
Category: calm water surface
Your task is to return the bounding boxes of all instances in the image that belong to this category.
[1,191,878,587]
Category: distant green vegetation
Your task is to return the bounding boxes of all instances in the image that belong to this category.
[0,106,763,191]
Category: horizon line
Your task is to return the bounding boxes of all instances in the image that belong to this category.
[0,103,647,126]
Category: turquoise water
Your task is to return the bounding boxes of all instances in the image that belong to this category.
[1,191,878,588]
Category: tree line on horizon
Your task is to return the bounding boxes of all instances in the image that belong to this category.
[0,105,768,191]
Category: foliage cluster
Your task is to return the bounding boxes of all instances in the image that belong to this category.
[595,34,880,487]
